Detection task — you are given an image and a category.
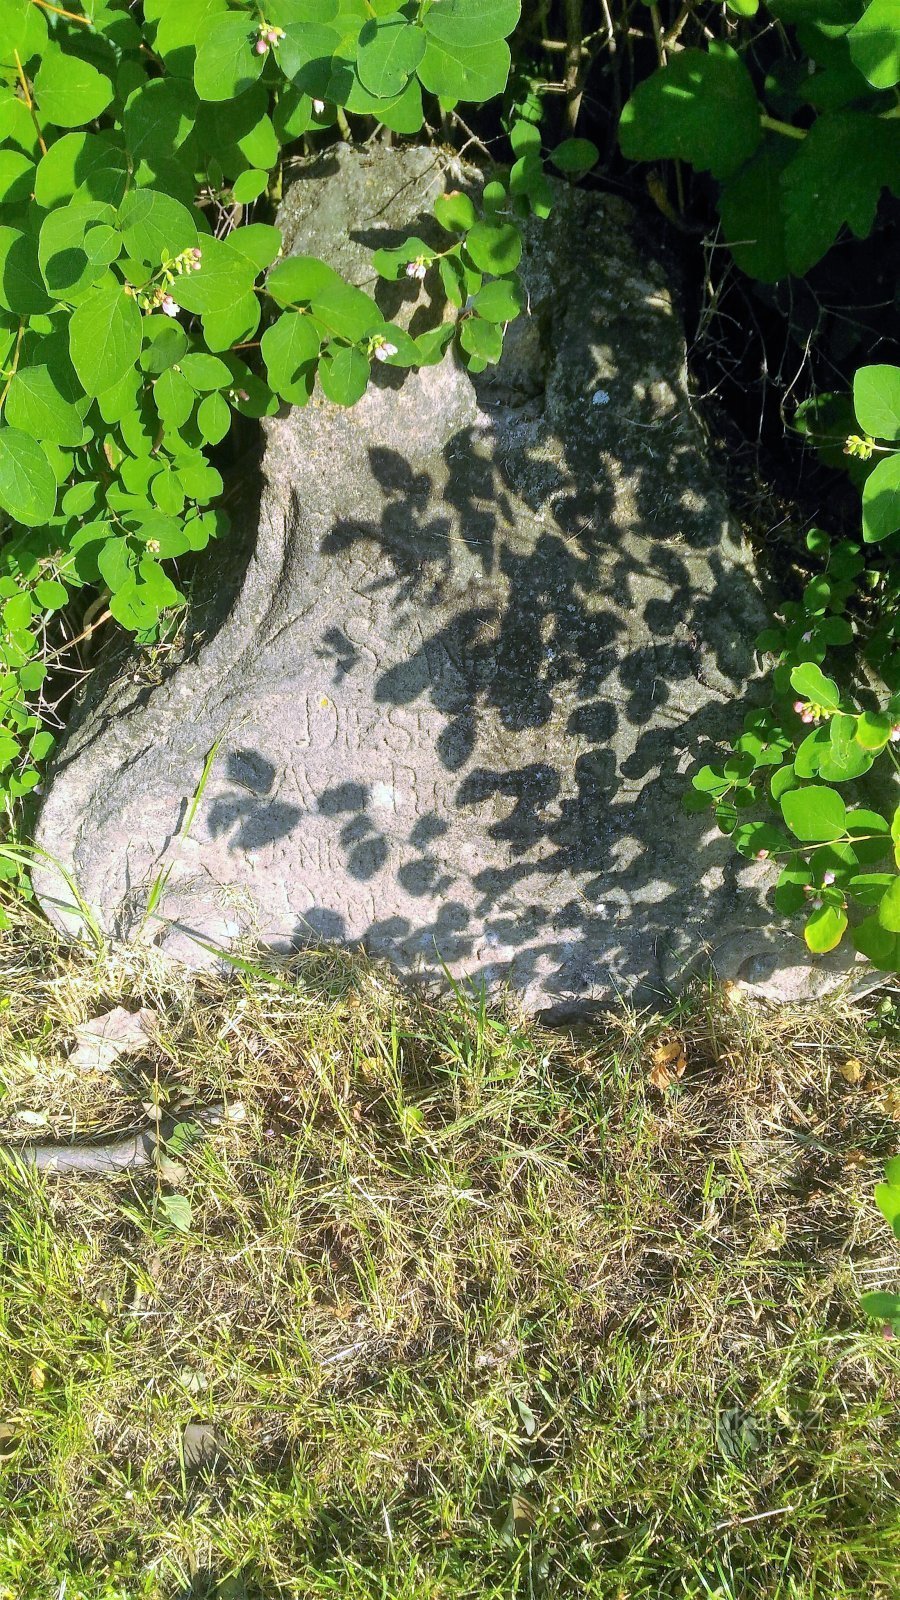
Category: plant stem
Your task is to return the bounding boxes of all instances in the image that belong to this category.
[0,325,25,414]
[29,0,91,24]
[13,50,47,156]
[562,0,584,133]
[760,113,806,141]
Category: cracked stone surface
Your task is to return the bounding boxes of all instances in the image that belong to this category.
[35,143,866,1011]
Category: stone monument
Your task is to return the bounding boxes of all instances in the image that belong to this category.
[35,143,862,1011]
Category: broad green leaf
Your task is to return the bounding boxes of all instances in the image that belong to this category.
[123,78,197,162]
[619,45,762,181]
[550,138,599,175]
[226,223,282,274]
[718,140,792,283]
[464,221,521,274]
[780,112,900,276]
[118,189,198,267]
[774,863,812,914]
[261,310,321,395]
[197,390,231,443]
[318,344,369,406]
[877,875,900,933]
[0,226,51,315]
[152,0,229,71]
[861,1291,900,1318]
[371,236,433,280]
[854,364,900,441]
[0,0,47,69]
[781,784,847,841]
[804,903,847,952]
[267,253,339,306]
[69,279,143,396]
[422,0,520,47]
[278,21,343,96]
[38,201,120,299]
[847,0,900,88]
[154,366,194,428]
[820,713,875,782]
[140,315,189,374]
[34,49,114,129]
[434,191,477,233]
[856,710,894,750]
[789,662,841,709]
[471,275,525,322]
[311,279,381,341]
[854,912,900,970]
[417,35,511,101]
[862,452,900,543]
[0,427,57,526]
[356,16,425,98]
[459,314,503,363]
[178,352,232,390]
[0,150,35,206]
[98,536,133,592]
[172,235,257,314]
[33,132,124,210]
[194,12,265,101]
[6,359,87,446]
[200,291,260,351]
[233,169,268,203]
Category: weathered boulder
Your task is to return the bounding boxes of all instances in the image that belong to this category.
[36,143,861,1011]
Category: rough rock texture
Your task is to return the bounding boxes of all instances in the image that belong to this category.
[36,143,864,1011]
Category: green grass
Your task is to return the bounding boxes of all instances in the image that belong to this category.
[0,909,899,1598]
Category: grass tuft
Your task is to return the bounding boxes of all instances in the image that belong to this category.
[0,904,898,1598]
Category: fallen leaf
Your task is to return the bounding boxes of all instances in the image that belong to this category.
[29,1363,46,1391]
[70,1007,158,1071]
[649,1037,687,1091]
[881,1088,900,1119]
[840,1057,864,1085]
[181,1419,227,1471]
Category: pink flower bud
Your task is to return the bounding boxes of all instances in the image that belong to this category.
[756,849,769,861]
[891,725,900,743]
[793,700,805,714]
[255,37,268,53]
[801,711,814,723]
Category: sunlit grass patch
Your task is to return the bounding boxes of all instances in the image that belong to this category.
[0,907,898,1598]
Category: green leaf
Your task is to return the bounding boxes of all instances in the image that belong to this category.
[261,310,320,396]
[434,190,477,233]
[118,188,198,267]
[154,366,194,429]
[194,12,265,101]
[781,784,847,841]
[172,235,257,314]
[464,221,522,274]
[196,389,231,443]
[318,344,369,407]
[862,452,900,543]
[179,352,232,390]
[0,428,57,526]
[33,132,123,210]
[861,1291,900,1319]
[69,279,143,396]
[97,536,133,593]
[356,16,425,97]
[459,314,503,364]
[718,140,792,283]
[877,876,900,933]
[854,364,900,441]
[232,169,268,203]
[34,48,114,128]
[0,0,47,69]
[854,913,900,970]
[38,201,121,299]
[422,0,520,47]
[780,112,900,276]
[619,45,762,181]
[417,36,512,101]
[856,710,894,750]
[847,0,900,88]
[550,138,598,176]
[774,863,812,914]
[804,903,848,952]
[471,275,525,322]
[820,713,875,782]
[6,357,87,447]
[789,662,841,709]
[159,1192,193,1231]
[278,21,342,97]
[123,77,197,163]
[226,223,282,275]
[0,226,51,315]
[0,150,35,206]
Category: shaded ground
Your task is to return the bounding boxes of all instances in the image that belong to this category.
[0,911,898,1597]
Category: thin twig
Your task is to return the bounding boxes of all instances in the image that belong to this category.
[12,50,47,156]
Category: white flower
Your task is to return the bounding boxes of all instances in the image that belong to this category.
[313,98,326,114]
[592,389,610,406]
[372,338,398,362]
[405,256,429,281]
[160,295,180,317]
